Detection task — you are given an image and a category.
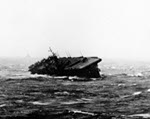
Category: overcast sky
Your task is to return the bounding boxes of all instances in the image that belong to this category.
[0,0,150,60]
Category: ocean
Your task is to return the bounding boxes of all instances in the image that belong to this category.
[0,58,150,118]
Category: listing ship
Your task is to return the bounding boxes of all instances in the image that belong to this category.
[29,49,102,78]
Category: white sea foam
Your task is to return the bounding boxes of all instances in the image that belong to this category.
[132,91,142,96]
[68,76,79,80]
[118,84,125,86]
[30,101,51,105]
[54,91,70,95]
[61,101,80,105]
[71,110,95,116]
[30,74,52,78]
[0,104,6,107]
[147,89,150,92]
[129,113,150,118]
[52,76,68,79]
[132,83,137,86]
[126,72,143,77]
[134,73,143,77]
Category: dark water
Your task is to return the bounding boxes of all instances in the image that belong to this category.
[1,59,150,118]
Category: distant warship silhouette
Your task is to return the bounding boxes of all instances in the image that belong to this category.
[29,48,102,78]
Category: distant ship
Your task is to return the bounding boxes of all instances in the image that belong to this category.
[28,48,102,78]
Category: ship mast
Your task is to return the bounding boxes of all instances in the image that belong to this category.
[48,47,57,56]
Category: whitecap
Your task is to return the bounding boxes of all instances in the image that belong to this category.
[132,83,137,86]
[71,110,95,116]
[30,74,52,78]
[0,104,6,107]
[30,101,51,105]
[53,76,68,79]
[61,101,79,105]
[91,78,97,81]
[54,91,70,95]
[68,76,79,80]
[135,73,143,77]
[129,113,150,118]
[147,89,150,92]
[132,91,142,96]
[120,95,130,98]
[118,84,125,86]
[127,72,143,77]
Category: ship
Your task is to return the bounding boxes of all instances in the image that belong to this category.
[28,48,102,78]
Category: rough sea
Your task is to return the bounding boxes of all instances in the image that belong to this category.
[1,58,150,118]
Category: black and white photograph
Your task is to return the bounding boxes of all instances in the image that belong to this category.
[0,0,150,118]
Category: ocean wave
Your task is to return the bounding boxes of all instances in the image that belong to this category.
[104,71,150,78]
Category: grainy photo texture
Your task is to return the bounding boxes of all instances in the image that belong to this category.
[0,0,149,118]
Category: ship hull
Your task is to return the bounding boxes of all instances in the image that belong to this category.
[29,56,102,78]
